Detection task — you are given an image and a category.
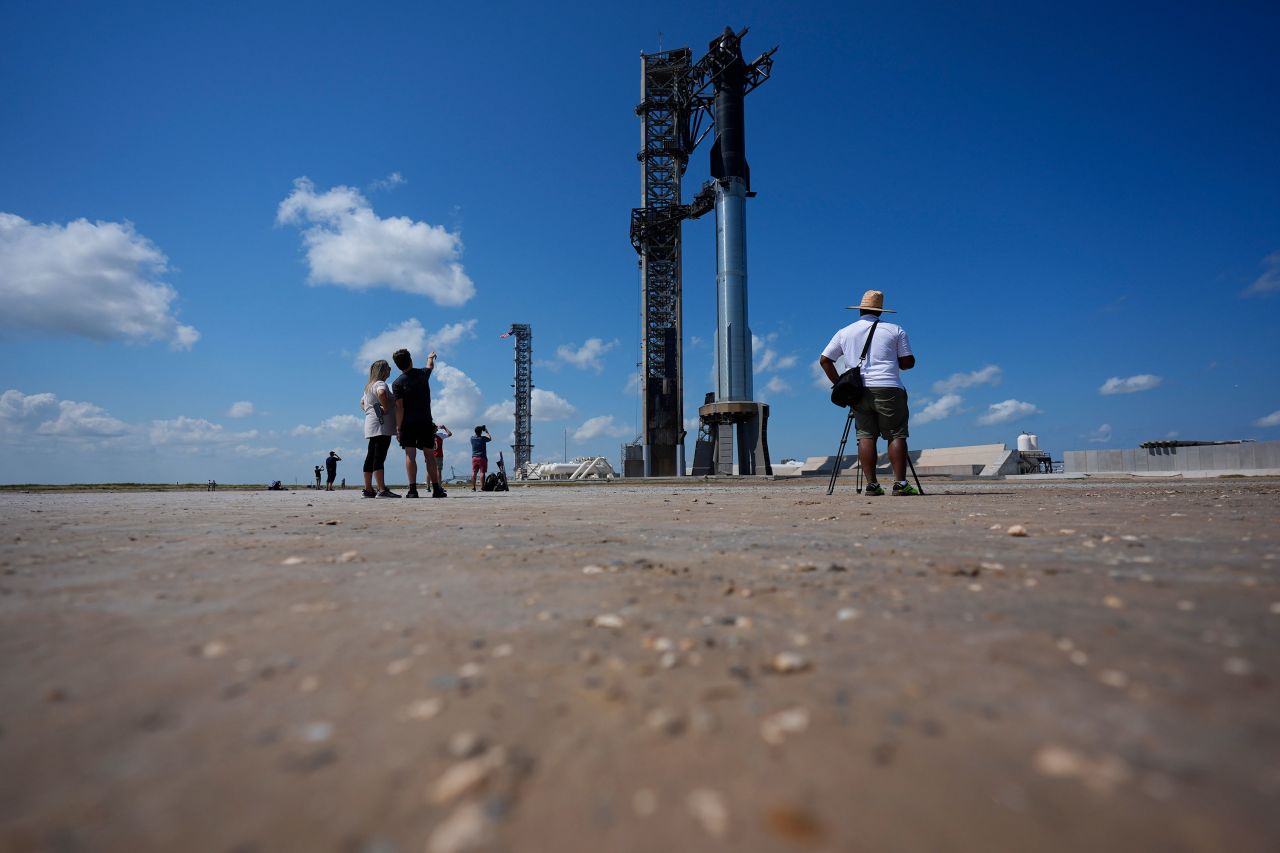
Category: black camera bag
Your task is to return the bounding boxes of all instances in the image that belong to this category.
[829,317,881,408]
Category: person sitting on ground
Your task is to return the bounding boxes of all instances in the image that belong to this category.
[818,289,918,496]
[360,359,399,498]
[469,425,491,492]
[391,348,447,499]
[324,451,341,491]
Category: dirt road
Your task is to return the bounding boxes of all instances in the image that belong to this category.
[1,480,1277,852]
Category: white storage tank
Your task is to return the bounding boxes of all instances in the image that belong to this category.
[1028,433,1040,451]
[1017,433,1034,452]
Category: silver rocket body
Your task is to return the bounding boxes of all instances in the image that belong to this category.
[714,177,752,402]
[691,27,774,476]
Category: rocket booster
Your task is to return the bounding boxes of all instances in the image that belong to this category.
[711,32,753,403]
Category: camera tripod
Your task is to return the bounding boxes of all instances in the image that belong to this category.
[826,407,924,496]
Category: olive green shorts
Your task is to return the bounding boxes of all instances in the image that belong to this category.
[854,387,910,441]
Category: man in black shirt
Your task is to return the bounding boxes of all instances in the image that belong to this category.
[391,348,447,499]
[324,451,341,491]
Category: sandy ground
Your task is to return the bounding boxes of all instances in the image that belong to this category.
[0,479,1278,853]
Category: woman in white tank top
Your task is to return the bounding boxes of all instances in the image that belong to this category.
[360,360,400,498]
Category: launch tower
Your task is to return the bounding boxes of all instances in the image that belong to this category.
[506,323,533,471]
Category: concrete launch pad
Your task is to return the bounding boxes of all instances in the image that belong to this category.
[1,480,1278,851]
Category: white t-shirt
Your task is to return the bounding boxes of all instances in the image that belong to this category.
[821,316,913,389]
[362,381,395,438]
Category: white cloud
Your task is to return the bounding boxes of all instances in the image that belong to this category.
[355,318,427,370]
[1087,423,1113,443]
[353,318,477,371]
[0,212,199,349]
[0,389,131,443]
[276,177,474,305]
[431,362,483,426]
[1099,374,1162,395]
[977,399,1041,426]
[624,372,642,394]
[430,319,478,352]
[1255,410,1280,428]
[1242,251,1280,297]
[152,416,259,445]
[556,338,618,373]
[234,444,278,458]
[753,333,780,374]
[573,415,631,441]
[482,400,513,423]
[533,389,576,421]
[750,332,799,376]
[227,401,255,418]
[764,376,791,395]
[933,365,1002,394]
[811,360,840,389]
[370,172,406,192]
[290,415,361,439]
[482,388,575,423]
[0,389,58,435]
[915,393,964,424]
[38,400,131,438]
[773,354,798,371]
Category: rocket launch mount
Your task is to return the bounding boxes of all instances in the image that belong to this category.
[629,27,776,476]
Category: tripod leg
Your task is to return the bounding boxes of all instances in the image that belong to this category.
[906,451,925,495]
[826,411,855,496]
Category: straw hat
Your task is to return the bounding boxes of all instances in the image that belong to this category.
[846,289,896,312]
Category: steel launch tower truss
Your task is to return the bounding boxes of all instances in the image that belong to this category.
[629,30,775,477]
[630,49,693,477]
[508,323,533,471]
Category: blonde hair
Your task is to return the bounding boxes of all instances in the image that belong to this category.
[365,360,391,390]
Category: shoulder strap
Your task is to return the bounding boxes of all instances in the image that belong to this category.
[857,317,882,365]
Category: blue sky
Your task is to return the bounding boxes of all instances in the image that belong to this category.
[1,0,1278,483]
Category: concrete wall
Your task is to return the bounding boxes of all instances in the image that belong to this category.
[800,444,1011,478]
[1063,440,1280,473]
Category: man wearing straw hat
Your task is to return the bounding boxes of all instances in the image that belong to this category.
[818,289,918,495]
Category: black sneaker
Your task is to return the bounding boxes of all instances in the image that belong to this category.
[377,489,401,498]
[406,488,420,499]
[361,488,377,498]
[863,482,885,496]
[431,483,448,498]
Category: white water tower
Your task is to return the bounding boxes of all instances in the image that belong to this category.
[1017,432,1040,452]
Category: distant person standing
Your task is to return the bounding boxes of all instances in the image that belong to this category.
[818,289,917,496]
[314,465,322,489]
[360,359,400,498]
[470,425,492,491]
[391,348,447,499]
[324,451,341,491]
[433,425,452,482]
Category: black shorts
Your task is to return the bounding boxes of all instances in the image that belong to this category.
[398,421,436,450]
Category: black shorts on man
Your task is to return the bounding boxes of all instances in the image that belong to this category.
[399,421,437,450]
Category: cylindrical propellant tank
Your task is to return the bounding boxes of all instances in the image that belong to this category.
[711,32,753,403]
